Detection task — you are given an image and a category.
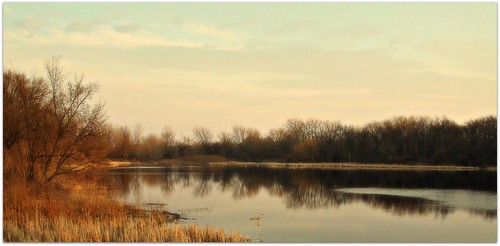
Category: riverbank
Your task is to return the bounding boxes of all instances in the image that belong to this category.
[3,166,250,242]
[209,161,496,171]
[109,157,496,171]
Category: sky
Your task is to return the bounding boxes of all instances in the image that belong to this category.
[3,2,497,137]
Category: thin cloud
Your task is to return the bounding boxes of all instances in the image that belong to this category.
[3,3,495,137]
[418,94,467,100]
[114,23,142,33]
[14,16,43,32]
[419,39,497,80]
[184,22,239,41]
[265,20,319,37]
[338,23,382,40]
[64,21,93,34]
[5,28,228,49]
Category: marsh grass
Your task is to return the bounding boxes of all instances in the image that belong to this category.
[116,157,492,171]
[4,215,249,242]
[208,161,489,171]
[3,167,249,242]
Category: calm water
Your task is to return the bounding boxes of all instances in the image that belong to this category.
[104,165,497,242]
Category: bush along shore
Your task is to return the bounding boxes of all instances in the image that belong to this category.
[3,166,250,242]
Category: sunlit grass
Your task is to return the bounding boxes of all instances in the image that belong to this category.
[3,167,249,242]
[207,161,489,171]
[4,215,249,242]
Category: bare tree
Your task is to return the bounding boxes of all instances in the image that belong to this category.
[3,71,28,153]
[285,118,307,142]
[132,122,143,146]
[3,70,49,180]
[3,57,108,182]
[130,122,143,159]
[193,126,213,146]
[268,128,287,143]
[108,125,133,159]
[218,131,232,145]
[181,136,192,146]
[160,126,176,147]
[193,126,213,154]
[139,133,163,160]
[160,126,176,158]
[42,57,108,182]
[232,125,247,144]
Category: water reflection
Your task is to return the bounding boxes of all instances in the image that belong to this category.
[353,193,452,218]
[104,165,496,220]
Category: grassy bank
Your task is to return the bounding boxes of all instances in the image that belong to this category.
[113,155,495,171]
[3,166,250,242]
[208,161,495,171]
[4,215,248,242]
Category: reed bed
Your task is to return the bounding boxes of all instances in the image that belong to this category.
[3,167,249,242]
[4,215,248,242]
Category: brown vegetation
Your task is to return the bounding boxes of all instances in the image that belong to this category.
[207,161,489,171]
[107,116,497,167]
[3,59,249,242]
[3,166,249,242]
[3,57,108,183]
[3,57,495,242]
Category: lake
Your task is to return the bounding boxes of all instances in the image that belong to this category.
[104,164,497,242]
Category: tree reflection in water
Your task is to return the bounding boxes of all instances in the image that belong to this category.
[104,165,496,220]
[354,193,453,219]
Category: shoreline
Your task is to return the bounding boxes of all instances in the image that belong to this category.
[209,161,495,171]
[4,164,250,242]
[107,160,496,171]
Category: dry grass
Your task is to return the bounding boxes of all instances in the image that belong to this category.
[3,167,249,242]
[111,157,493,171]
[207,161,492,171]
[4,215,249,242]
[161,155,231,164]
[107,160,137,167]
[107,156,232,168]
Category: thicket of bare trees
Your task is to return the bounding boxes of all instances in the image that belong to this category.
[106,116,496,167]
[4,59,495,171]
[3,58,109,183]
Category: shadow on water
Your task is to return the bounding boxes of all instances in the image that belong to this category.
[104,165,496,220]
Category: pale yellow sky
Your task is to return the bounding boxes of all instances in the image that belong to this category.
[3,2,497,137]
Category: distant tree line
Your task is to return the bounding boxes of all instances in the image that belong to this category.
[6,59,495,183]
[107,115,497,167]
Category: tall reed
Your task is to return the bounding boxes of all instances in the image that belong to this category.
[4,215,249,242]
[3,167,249,242]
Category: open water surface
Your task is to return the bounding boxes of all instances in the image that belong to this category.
[104,165,496,242]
